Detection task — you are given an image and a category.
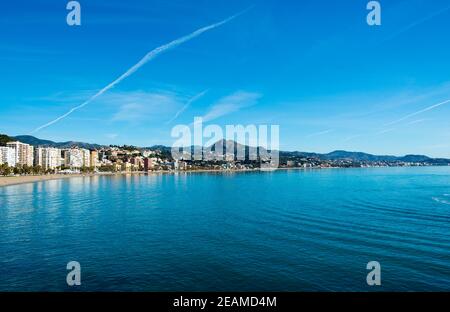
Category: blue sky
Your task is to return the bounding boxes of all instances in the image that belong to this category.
[1,0,450,157]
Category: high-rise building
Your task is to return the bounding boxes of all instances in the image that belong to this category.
[90,150,98,168]
[64,148,83,168]
[34,147,44,167]
[6,141,34,166]
[0,146,16,167]
[82,149,90,167]
[45,148,62,170]
[35,147,62,170]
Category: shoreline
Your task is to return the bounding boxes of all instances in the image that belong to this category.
[0,172,129,188]
[0,168,318,187]
[0,165,444,187]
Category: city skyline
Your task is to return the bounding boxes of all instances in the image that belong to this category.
[1,0,450,157]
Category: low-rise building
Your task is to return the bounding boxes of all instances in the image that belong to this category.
[121,162,132,172]
[144,157,158,171]
[287,160,296,167]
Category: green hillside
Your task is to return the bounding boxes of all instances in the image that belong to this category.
[0,134,13,146]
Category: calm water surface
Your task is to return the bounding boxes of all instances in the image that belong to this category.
[0,167,449,291]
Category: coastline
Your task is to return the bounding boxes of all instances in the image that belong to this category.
[0,172,125,188]
[0,168,304,187]
[0,165,441,187]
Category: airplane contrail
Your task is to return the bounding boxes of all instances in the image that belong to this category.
[166,89,208,124]
[384,98,450,127]
[31,8,251,133]
[382,5,450,42]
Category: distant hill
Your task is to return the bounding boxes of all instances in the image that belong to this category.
[0,134,14,146]
[322,150,397,162]
[13,135,104,150]
[280,150,448,164]
[320,151,433,163]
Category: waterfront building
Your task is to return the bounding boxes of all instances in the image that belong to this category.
[0,146,16,167]
[35,147,62,170]
[144,157,157,171]
[90,150,99,168]
[114,163,122,172]
[121,162,132,172]
[287,160,296,167]
[130,156,144,169]
[34,147,44,167]
[6,141,34,166]
[82,149,90,167]
[174,160,188,170]
[46,148,62,169]
[63,148,91,168]
[132,164,140,171]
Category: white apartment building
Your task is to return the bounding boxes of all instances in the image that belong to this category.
[34,147,43,167]
[64,148,90,168]
[6,141,34,166]
[82,149,91,167]
[0,146,16,167]
[35,147,62,170]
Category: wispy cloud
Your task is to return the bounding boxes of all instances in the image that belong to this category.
[111,91,181,123]
[166,89,208,124]
[342,134,362,143]
[306,129,334,139]
[31,7,251,133]
[199,91,261,123]
[106,133,118,140]
[376,128,396,135]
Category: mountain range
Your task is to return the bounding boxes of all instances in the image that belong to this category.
[3,134,449,164]
[12,135,104,150]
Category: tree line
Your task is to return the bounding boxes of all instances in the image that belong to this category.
[0,164,98,176]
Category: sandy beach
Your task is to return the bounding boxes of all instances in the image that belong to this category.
[0,174,101,187]
[0,171,239,187]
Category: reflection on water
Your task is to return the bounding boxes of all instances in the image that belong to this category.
[0,167,449,291]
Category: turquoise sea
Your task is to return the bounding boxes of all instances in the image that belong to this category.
[0,167,449,291]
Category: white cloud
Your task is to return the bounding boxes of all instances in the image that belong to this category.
[376,128,396,135]
[200,91,262,123]
[106,133,118,139]
[306,129,334,138]
[110,91,183,122]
